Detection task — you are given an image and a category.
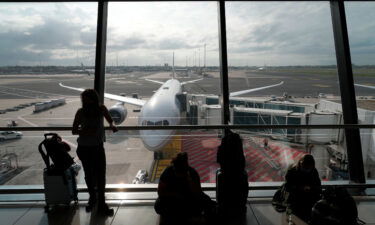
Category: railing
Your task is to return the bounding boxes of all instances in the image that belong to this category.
[1,183,375,195]
[1,124,375,131]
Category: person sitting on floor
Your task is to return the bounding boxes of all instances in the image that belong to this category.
[284,154,321,222]
[155,152,216,224]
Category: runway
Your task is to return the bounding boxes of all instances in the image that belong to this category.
[0,70,374,101]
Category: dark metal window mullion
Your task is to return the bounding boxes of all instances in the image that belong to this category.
[218,1,230,129]
[94,1,108,104]
[94,1,108,140]
[330,1,365,183]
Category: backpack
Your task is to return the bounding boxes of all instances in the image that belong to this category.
[310,187,365,225]
[39,133,74,174]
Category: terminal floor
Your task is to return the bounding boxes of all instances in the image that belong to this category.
[1,197,375,225]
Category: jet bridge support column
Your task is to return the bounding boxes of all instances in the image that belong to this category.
[218,1,230,133]
[330,1,365,183]
[94,1,108,104]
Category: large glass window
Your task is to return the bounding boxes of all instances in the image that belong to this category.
[0,2,97,185]
[1,1,371,186]
[105,2,220,183]
[346,2,375,181]
[225,1,342,181]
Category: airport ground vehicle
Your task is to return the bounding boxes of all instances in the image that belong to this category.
[132,169,148,184]
[0,131,23,141]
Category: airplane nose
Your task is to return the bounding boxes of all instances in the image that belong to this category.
[140,130,174,151]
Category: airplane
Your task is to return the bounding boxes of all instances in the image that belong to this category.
[60,58,284,152]
[71,63,94,76]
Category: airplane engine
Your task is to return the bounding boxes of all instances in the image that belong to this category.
[108,103,127,125]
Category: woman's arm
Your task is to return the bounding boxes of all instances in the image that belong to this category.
[101,105,118,133]
[72,109,81,135]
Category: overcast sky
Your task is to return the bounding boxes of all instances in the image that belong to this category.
[0,2,374,67]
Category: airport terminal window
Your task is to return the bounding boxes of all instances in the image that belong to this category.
[103,1,222,184]
[225,1,346,182]
[345,2,375,180]
[0,2,97,186]
[0,1,371,186]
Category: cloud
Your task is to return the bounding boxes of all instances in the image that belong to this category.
[0,2,374,66]
[158,38,196,50]
[108,36,148,50]
[225,2,339,65]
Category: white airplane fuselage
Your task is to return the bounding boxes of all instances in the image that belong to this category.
[138,79,182,151]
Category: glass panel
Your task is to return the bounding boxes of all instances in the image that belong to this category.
[105,2,221,169]
[106,2,221,129]
[0,2,97,128]
[346,2,375,181]
[0,2,97,185]
[226,1,341,120]
[360,128,375,181]
[224,2,346,181]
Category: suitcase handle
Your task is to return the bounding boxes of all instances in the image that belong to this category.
[39,140,51,170]
[44,133,58,139]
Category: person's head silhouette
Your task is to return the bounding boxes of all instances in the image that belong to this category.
[172,152,189,177]
[298,154,315,173]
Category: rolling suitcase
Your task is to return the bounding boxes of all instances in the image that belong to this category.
[38,133,78,212]
[43,167,78,212]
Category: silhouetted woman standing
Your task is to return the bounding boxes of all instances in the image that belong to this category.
[73,89,117,216]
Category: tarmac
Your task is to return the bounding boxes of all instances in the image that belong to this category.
[0,70,374,185]
[1,69,375,100]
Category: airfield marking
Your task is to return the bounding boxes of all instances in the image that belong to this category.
[115,81,137,84]
[17,110,78,149]
[313,84,331,88]
[0,90,36,99]
[66,99,80,103]
[17,116,38,127]
[0,85,76,98]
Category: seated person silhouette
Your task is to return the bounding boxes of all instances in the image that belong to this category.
[155,152,215,224]
[285,154,321,222]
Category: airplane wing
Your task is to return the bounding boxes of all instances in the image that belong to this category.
[145,78,164,85]
[181,78,203,85]
[230,81,284,97]
[59,83,146,107]
[355,84,375,89]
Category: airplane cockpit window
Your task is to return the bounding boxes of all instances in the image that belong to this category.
[142,120,155,126]
[147,121,155,126]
